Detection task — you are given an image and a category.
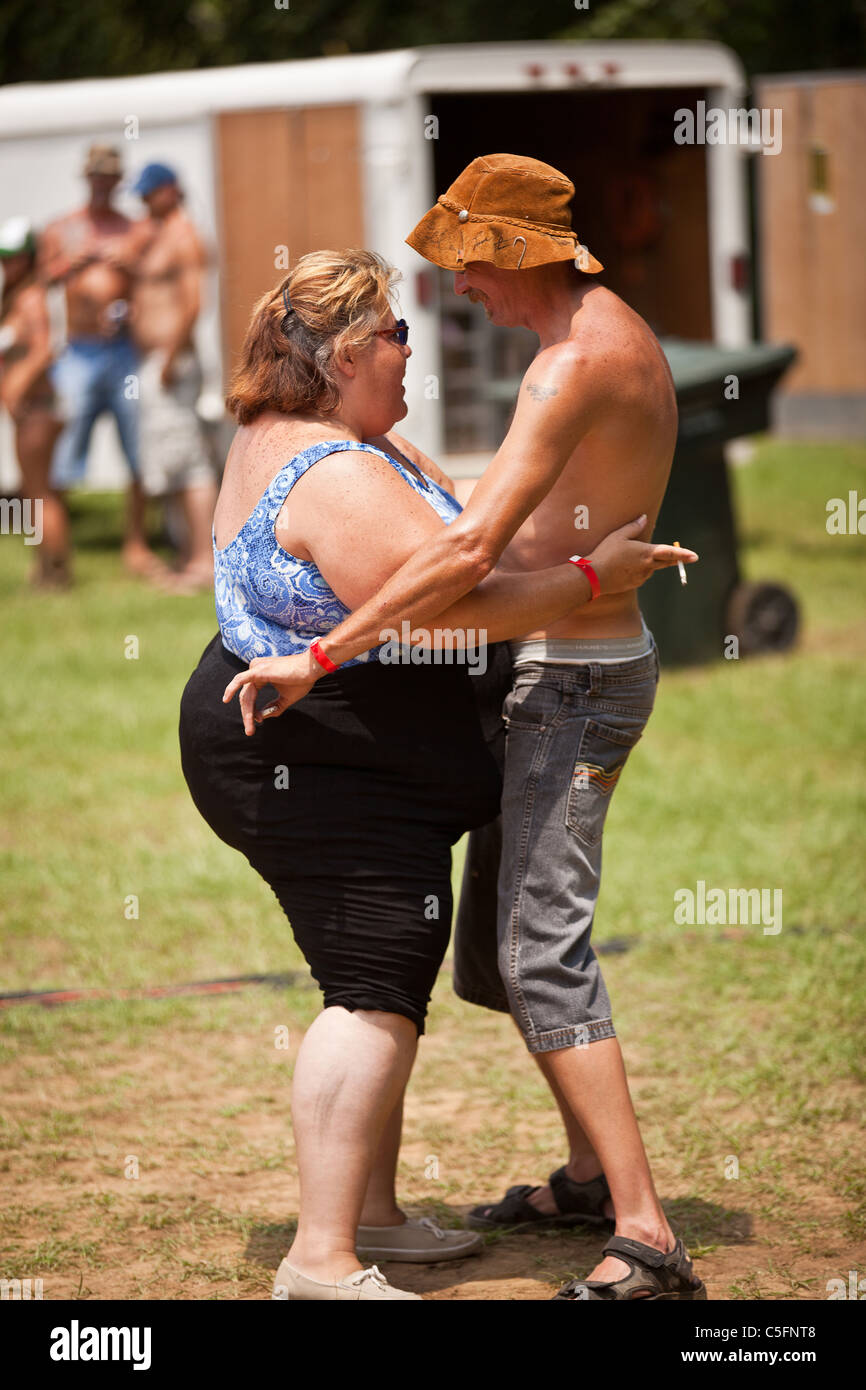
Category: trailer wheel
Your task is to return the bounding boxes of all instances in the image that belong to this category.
[725,581,799,655]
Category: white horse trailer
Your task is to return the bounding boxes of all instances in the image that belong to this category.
[0,40,753,490]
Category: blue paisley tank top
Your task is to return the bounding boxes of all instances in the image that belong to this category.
[213,439,463,665]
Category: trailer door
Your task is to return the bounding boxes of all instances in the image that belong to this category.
[215,105,364,379]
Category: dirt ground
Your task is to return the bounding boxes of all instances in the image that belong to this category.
[2,980,862,1302]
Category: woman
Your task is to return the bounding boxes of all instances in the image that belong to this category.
[0,218,69,587]
[178,249,674,1301]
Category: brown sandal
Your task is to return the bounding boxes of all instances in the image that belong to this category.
[466,1166,614,1232]
[553,1235,708,1300]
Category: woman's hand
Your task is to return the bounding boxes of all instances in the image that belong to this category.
[587,516,698,596]
[222,650,320,735]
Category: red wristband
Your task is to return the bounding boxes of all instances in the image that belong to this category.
[568,554,601,601]
[309,639,339,673]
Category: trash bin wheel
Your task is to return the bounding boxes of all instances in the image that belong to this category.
[725,581,799,656]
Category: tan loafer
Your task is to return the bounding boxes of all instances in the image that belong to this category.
[272,1258,422,1300]
[356,1215,482,1263]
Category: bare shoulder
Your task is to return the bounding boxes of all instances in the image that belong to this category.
[524,297,672,414]
[288,439,438,506]
[174,215,207,261]
[241,422,372,487]
[42,210,81,243]
[298,442,400,486]
[282,439,445,547]
[130,216,155,245]
[519,339,603,412]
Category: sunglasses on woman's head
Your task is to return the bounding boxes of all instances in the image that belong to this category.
[375,319,409,346]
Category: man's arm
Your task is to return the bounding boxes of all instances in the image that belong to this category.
[38,217,89,286]
[317,343,600,669]
[100,218,155,276]
[159,227,205,381]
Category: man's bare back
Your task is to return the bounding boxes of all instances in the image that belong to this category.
[496,284,677,639]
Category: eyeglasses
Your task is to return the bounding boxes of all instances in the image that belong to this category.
[375,319,409,346]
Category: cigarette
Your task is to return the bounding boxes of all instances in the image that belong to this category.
[673,540,687,586]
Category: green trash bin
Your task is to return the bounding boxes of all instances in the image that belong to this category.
[639,338,799,666]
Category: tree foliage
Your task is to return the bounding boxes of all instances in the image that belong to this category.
[0,0,863,87]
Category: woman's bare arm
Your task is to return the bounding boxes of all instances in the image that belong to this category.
[0,288,54,411]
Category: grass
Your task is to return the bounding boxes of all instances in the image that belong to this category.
[0,437,865,1300]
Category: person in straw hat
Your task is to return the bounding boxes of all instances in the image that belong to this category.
[39,144,169,585]
[223,154,703,1301]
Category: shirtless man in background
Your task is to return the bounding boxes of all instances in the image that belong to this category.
[39,144,166,581]
[132,163,217,593]
[224,155,703,1301]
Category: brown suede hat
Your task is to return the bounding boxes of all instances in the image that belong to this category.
[406,153,603,274]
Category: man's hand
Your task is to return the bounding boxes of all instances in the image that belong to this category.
[99,242,133,273]
[587,517,698,594]
[63,244,102,278]
[101,223,155,275]
[222,650,321,735]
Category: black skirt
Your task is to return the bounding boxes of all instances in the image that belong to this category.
[178,633,510,1033]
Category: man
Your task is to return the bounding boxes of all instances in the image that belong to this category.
[39,144,167,581]
[131,162,218,594]
[224,154,702,1301]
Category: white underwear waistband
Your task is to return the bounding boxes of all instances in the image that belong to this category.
[509,616,653,666]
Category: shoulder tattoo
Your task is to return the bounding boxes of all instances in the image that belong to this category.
[525,382,558,402]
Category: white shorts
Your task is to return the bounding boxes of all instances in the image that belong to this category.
[138,348,217,497]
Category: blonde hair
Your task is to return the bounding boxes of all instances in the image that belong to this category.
[225,249,399,424]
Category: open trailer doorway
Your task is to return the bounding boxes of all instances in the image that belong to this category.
[426,85,715,455]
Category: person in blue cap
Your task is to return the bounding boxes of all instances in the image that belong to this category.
[131,162,217,593]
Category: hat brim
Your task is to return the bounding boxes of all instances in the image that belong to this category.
[133,176,177,196]
[406,204,603,274]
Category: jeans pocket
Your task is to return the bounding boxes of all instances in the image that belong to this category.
[565,717,645,846]
[502,677,563,731]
